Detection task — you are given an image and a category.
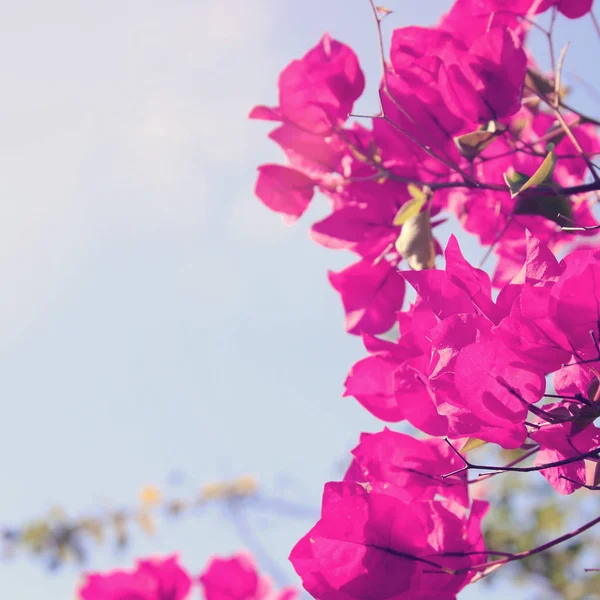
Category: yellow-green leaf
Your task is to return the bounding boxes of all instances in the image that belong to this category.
[460,438,488,453]
[454,121,504,159]
[508,148,557,198]
[393,197,425,226]
[503,171,529,196]
[393,185,427,226]
[407,183,426,201]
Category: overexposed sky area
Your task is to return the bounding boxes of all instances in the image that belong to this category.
[0,1,598,598]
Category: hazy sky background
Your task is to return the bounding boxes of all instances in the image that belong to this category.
[0,1,598,598]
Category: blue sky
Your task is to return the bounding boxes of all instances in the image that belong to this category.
[0,1,598,598]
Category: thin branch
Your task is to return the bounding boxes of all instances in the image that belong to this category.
[553,41,569,108]
[455,513,600,577]
[591,11,600,44]
[468,446,540,485]
[362,0,476,183]
[443,438,600,478]
[559,475,600,491]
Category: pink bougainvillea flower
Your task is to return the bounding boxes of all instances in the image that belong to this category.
[496,288,572,373]
[290,481,488,600]
[443,105,599,289]
[344,234,582,447]
[309,177,413,258]
[553,361,598,401]
[438,25,527,123]
[454,340,545,447]
[401,269,476,320]
[346,428,469,506]
[549,248,600,359]
[444,235,502,323]
[377,27,466,160]
[199,552,297,600]
[537,0,594,18]
[442,0,593,28]
[267,124,345,181]
[249,34,365,135]
[310,203,399,257]
[440,0,528,42]
[532,422,600,494]
[426,316,525,446]
[511,230,563,287]
[494,235,570,370]
[391,23,526,126]
[254,164,315,224]
[344,303,449,435]
[344,353,410,422]
[328,257,406,335]
[79,555,192,600]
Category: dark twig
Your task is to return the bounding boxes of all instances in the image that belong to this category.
[443,438,600,478]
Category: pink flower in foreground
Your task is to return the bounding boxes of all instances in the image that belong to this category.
[532,422,600,494]
[550,247,600,359]
[79,555,191,600]
[199,553,297,600]
[346,428,469,506]
[290,481,488,600]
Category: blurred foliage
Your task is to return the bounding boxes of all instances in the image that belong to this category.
[2,476,262,570]
[6,448,600,600]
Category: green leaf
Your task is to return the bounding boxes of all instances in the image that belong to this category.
[503,171,529,196]
[454,121,504,159]
[513,190,572,226]
[460,438,488,453]
[506,148,557,198]
[393,184,427,225]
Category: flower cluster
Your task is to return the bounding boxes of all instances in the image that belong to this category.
[346,232,600,478]
[290,431,488,600]
[78,552,297,600]
[251,0,599,335]
[291,231,600,598]
[250,0,600,598]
